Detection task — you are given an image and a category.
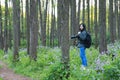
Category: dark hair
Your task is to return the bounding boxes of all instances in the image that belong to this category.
[79,23,86,31]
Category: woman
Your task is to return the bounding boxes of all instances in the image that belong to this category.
[77,23,87,69]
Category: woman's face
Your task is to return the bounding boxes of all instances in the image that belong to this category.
[80,25,84,30]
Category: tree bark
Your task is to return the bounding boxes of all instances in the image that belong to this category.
[12,0,20,62]
[82,0,85,23]
[87,0,90,32]
[70,0,77,35]
[40,0,48,46]
[8,0,12,49]
[113,0,117,41]
[29,0,38,61]
[61,0,70,78]
[118,0,120,39]
[4,0,9,53]
[57,0,62,47]
[26,0,30,55]
[94,0,98,48]
[0,1,3,49]
[109,0,114,43]
[99,0,107,54]
[77,0,81,26]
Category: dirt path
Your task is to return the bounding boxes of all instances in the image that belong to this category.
[0,60,32,80]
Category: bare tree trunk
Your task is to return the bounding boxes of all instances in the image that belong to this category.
[50,0,56,47]
[61,0,70,78]
[118,0,120,39]
[57,0,62,47]
[113,0,117,40]
[82,0,85,23]
[20,0,24,42]
[26,0,30,55]
[8,0,12,49]
[47,2,50,47]
[0,0,3,49]
[29,0,38,61]
[77,0,81,26]
[109,0,114,43]
[70,0,77,35]
[50,2,54,47]
[39,0,48,46]
[87,0,90,32]
[90,1,94,32]
[12,0,20,62]
[4,0,9,53]
[99,0,107,54]
[94,0,98,48]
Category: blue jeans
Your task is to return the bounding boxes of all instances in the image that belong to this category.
[80,47,87,66]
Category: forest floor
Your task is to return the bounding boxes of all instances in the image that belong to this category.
[0,60,31,80]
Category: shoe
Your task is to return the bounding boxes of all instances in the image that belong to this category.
[80,65,86,70]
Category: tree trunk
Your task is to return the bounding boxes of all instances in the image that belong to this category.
[109,0,114,43]
[99,0,107,54]
[8,0,12,49]
[61,0,70,78]
[118,0,120,39]
[29,0,38,61]
[20,0,24,42]
[77,0,81,26]
[94,0,98,48]
[113,0,117,41]
[50,0,56,47]
[47,2,50,47]
[70,0,77,35]
[26,0,30,55]
[82,0,85,23]
[57,0,62,47]
[4,0,9,53]
[40,0,48,46]
[50,2,54,47]
[12,0,20,62]
[90,1,94,32]
[87,0,90,32]
[0,0,3,49]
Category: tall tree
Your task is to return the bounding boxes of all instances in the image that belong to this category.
[113,0,117,40]
[99,0,107,53]
[8,0,12,49]
[70,0,77,35]
[90,1,94,32]
[109,0,114,43]
[29,0,38,61]
[70,0,77,46]
[118,0,120,39]
[0,0,3,49]
[94,0,98,48]
[57,0,62,47]
[20,0,24,41]
[26,0,30,55]
[12,0,20,61]
[4,0,9,53]
[50,0,56,47]
[60,0,70,78]
[40,0,48,46]
[87,0,90,32]
[77,0,81,26]
[82,0,85,23]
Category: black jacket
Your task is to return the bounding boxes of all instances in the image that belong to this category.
[76,30,87,48]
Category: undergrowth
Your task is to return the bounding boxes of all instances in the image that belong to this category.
[0,41,120,80]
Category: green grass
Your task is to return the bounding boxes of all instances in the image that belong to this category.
[0,65,1,67]
[0,41,120,80]
[0,77,3,80]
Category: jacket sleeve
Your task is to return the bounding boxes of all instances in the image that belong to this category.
[79,31,87,40]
